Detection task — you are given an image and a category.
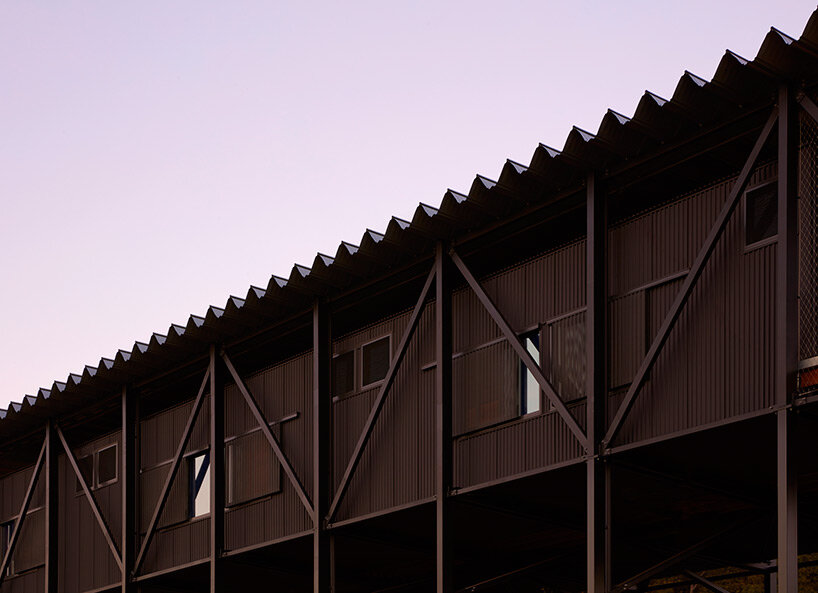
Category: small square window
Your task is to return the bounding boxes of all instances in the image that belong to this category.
[745,181,777,247]
[332,351,355,397]
[96,445,118,487]
[520,330,541,415]
[189,452,211,518]
[361,336,390,388]
[75,455,93,494]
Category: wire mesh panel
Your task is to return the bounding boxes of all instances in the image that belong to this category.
[799,109,818,387]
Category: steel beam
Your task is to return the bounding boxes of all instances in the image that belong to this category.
[327,263,436,522]
[121,386,137,593]
[612,520,751,593]
[449,248,587,448]
[435,243,453,593]
[56,424,123,571]
[586,172,610,593]
[0,434,46,586]
[313,299,332,593]
[210,345,225,592]
[776,84,798,593]
[45,421,58,593]
[684,570,733,593]
[800,93,818,124]
[604,106,779,448]
[133,366,211,576]
[221,350,314,515]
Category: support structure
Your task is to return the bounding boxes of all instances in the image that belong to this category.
[327,264,436,522]
[604,107,780,448]
[45,421,58,593]
[210,345,225,592]
[449,248,586,448]
[313,300,332,593]
[586,172,609,593]
[121,386,137,593]
[776,84,799,593]
[134,367,211,576]
[435,243,453,593]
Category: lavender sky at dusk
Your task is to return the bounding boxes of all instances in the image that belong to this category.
[0,1,814,408]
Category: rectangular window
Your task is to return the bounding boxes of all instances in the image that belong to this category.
[520,330,541,415]
[75,455,93,493]
[745,181,777,247]
[96,444,118,487]
[361,336,390,388]
[189,452,211,518]
[0,520,13,576]
[332,351,355,397]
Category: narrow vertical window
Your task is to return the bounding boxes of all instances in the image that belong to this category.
[189,452,211,518]
[361,336,390,389]
[745,181,778,247]
[520,330,541,415]
[0,520,13,575]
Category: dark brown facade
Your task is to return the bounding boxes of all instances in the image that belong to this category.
[3,13,818,593]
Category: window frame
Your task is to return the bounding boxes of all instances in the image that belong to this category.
[518,326,543,416]
[743,179,779,252]
[95,443,119,489]
[359,334,392,391]
[187,450,211,520]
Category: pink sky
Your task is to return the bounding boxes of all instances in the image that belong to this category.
[0,1,814,408]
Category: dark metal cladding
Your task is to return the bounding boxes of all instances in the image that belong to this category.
[3,11,818,593]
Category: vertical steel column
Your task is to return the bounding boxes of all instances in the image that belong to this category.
[776,84,799,593]
[45,420,58,593]
[314,300,332,593]
[436,244,453,593]
[121,386,137,593]
[210,345,225,592]
[586,173,610,593]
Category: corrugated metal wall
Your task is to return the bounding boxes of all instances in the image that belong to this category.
[332,308,435,522]
[0,464,44,593]
[60,432,121,593]
[609,162,778,446]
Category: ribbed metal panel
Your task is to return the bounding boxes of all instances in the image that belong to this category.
[454,403,586,489]
[332,307,434,522]
[141,517,209,575]
[140,396,209,469]
[60,432,122,593]
[221,351,313,551]
[0,569,42,593]
[610,163,777,446]
[453,341,518,434]
[0,466,43,524]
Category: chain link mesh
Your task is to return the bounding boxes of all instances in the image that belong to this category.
[798,109,818,385]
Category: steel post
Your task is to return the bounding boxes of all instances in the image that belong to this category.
[436,242,453,593]
[121,386,137,593]
[314,300,332,592]
[776,83,798,593]
[45,421,58,593]
[586,172,609,593]
[210,345,225,592]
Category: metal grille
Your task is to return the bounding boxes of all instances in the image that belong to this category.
[799,110,818,369]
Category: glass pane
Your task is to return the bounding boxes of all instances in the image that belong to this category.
[191,453,211,518]
[522,333,540,414]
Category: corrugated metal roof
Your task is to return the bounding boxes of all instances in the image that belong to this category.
[5,12,818,430]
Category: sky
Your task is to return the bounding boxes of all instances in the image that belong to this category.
[0,1,815,409]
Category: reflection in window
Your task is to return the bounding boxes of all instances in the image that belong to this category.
[189,452,211,518]
[520,331,541,415]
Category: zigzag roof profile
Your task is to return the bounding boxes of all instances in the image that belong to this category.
[5,11,818,431]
